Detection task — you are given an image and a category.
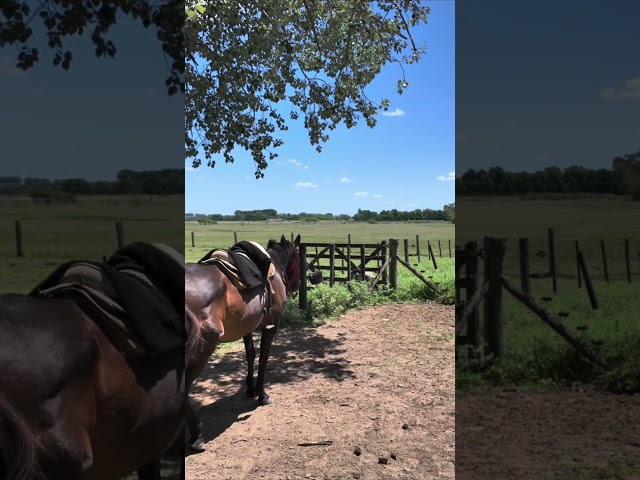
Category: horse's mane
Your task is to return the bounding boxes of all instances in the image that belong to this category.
[267,239,280,249]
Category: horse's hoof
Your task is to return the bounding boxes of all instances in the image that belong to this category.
[189,437,206,453]
[258,395,272,406]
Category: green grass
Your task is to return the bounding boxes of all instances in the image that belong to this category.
[185,220,454,262]
[456,195,640,391]
[0,194,184,293]
[185,221,455,334]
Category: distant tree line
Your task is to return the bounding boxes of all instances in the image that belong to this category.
[0,169,185,199]
[186,204,455,223]
[456,152,640,198]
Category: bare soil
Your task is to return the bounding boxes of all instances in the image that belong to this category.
[456,389,640,479]
[185,302,454,480]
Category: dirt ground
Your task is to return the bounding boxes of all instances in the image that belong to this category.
[456,389,640,480]
[185,302,454,480]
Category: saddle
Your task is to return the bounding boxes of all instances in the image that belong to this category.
[34,263,147,358]
[199,241,276,327]
[31,242,184,359]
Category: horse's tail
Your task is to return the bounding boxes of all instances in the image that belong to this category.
[0,394,42,480]
[185,305,203,365]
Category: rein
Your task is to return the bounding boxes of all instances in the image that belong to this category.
[271,242,299,298]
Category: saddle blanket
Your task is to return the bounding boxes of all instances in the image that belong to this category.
[30,242,184,359]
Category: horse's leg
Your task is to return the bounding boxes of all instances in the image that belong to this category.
[255,325,278,406]
[137,458,161,480]
[243,333,257,398]
[185,399,205,453]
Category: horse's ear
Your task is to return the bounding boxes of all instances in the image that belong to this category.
[294,234,301,246]
[280,235,286,243]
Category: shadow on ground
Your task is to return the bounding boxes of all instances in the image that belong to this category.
[188,324,356,444]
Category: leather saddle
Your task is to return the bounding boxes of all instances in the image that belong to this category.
[36,262,149,358]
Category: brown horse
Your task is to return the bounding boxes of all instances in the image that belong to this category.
[184,235,301,452]
[0,244,185,479]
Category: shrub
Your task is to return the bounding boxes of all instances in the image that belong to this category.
[308,283,351,319]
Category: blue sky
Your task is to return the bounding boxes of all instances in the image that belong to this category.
[186,1,455,216]
[0,16,182,181]
[456,0,640,173]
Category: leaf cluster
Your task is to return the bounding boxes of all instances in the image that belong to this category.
[185,0,428,177]
[1,0,184,95]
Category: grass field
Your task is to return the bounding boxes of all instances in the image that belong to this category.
[456,195,640,391]
[0,195,184,294]
[184,220,455,263]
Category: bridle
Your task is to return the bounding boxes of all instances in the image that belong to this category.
[273,241,300,298]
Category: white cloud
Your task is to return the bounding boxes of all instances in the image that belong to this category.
[296,182,319,189]
[340,176,352,183]
[354,191,382,199]
[382,108,405,117]
[599,77,640,100]
[303,166,309,170]
[437,171,455,182]
[279,159,304,167]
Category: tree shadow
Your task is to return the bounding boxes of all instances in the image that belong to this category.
[188,324,357,444]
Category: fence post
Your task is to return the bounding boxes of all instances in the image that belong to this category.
[428,243,438,269]
[601,240,610,283]
[428,240,431,260]
[465,241,480,353]
[233,232,238,244]
[403,239,409,263]
[518,238,530,295]
[484,237,506,359]
[15,220,24,257]
[438,239,442,258]
[548,228,557,293]
[191,231,195,247]
[416,235,421,262]
[360,245,366,280]
[329,244,336,287]
[389,239,399,290]
[449,239,452,258]
[115,222,124,248]
[381,240,388,286]
[625,239,631,283]
[299,244,308,310]
[575,240,581,288]
[577,250,598,309]
[347,237,352,281]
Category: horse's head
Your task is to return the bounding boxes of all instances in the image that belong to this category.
[268,235,301,296]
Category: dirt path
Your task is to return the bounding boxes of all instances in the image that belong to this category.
[186,302,454,480]
[456,389,640,479]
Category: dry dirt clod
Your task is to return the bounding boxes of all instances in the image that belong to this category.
[390,452,397,460]
[352,473,361,479]
[378,456,389,464]
[402,423,410,430]
[353,446,362,456]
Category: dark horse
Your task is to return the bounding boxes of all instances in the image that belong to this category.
[184,235,301,452]
[0,244,185,479]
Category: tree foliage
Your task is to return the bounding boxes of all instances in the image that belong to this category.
[0,0,184,94]
[186,0,429,177]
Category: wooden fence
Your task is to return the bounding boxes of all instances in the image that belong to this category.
[189,231,454,262]
[7,220,127,257]
[298,238,443,310]
[455,237,610,367]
